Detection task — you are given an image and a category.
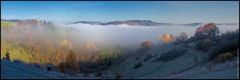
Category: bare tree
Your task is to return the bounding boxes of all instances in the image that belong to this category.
[176,32,188,42]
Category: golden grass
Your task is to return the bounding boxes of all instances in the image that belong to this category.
[1,21,16,28]
[1,40,32,63]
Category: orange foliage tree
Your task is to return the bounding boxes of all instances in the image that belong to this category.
[53,49,64,65]
[160,34,175,44]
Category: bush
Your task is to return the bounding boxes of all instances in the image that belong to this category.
[176,32,188,42]
[215,52,235,63]
[141,40,152,49]
[47,64,53,71]
[208,30,239,61]
[5,51,10,61]
[137,40,153,55]
[133,62,143,69]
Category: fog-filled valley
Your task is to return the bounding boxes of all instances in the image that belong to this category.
[1,1,239,79]
[1,19,239,79]
[67,22,239,47]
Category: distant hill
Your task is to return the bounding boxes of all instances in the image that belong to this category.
[1,19,54,27]
[71,20,238,26]
[2,19,238,27]
[72,20,172,26]
[72,21,103,25]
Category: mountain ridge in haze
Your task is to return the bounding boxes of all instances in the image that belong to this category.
[72,20,172,26]
[71,20,239,26]
[1,19,238,26]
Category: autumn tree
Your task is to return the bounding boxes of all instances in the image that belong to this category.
[31,44,42,64]
[53,49,64,65]
[138,40,153,54]
[160,34,175,44]
[65,50,80,74]
[194,23,220,38]
[84,40,97,54]
[141,40,153,49]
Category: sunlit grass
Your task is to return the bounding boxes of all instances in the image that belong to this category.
[1,21,16,28]
[97,48,121,65]
[1,40,32,63]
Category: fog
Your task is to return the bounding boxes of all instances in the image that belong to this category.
[1,22,238,52]
[66,23,239,48]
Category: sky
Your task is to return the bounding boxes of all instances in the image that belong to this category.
[1,1,239,24]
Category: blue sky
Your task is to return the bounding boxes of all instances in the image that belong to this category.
[1,1,239,23]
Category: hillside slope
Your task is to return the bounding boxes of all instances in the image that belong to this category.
[1,59,71,79]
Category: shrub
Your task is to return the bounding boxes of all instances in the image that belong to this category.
[216,52,235,63]
[195,39,213,51]
[141,40,153,49]
[137,40,153,55]
[176,32,188,42]
[5,51,10,61]
[208,30,239,61]
[47,64,53,71]
[133,62,143,69]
